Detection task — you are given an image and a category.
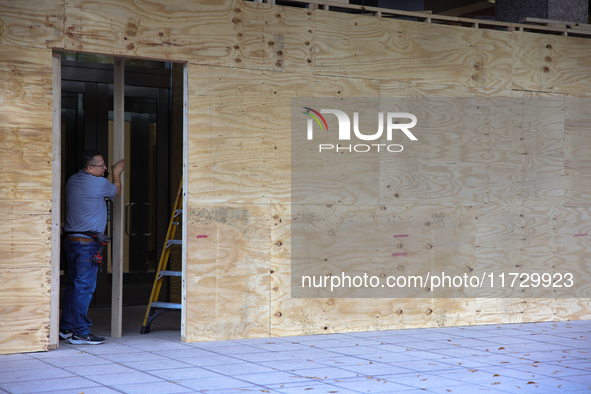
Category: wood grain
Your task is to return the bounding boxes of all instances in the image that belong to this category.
[512,31,591,95]
[64,0,314,73]
[185,203,271,341]
[0,268,51,354]
[3,0,591,350]
[565,96,591,206]
[187,64,378,205]
[0,0,63,49]
[0,46,53,353]
[0,46,53,201]
[379,96,564,206]
[270,203,476,334]
[316,11,512,89]
[0,214,51,269]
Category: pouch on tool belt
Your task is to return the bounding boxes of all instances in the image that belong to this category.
[90,233,111,266]
[91,233,111,246]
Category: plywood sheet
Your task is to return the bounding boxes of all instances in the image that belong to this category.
[316,11,512,89]
[475,203,591,299]
[0,46,53,201]
[0,214,51,270]
[269,203,476,336]
[512,32,591,95]
[0,48,53,354]
[289,204,476,298]
[64,0,314,73]
[476,297,591,325]
[0,0,63,49]
[379,96,564,206]
[185,203,271,341]
[565,96,591,206]
[0,268,51,354]
[380,81,515,99]
[187,64,378,205]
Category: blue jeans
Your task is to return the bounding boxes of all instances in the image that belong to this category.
[60,240,101,335]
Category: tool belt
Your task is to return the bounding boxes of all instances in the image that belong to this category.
[64,231,111,265]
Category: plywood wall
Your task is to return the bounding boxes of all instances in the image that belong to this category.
[0,46,54,353]
[2,0,591,353]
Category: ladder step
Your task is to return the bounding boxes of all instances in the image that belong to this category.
[150,301,182,310]
[158,270,182,277]
[141,180,184,334]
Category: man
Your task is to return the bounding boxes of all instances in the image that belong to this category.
[60,150,125,345]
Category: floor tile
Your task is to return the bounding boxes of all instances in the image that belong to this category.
[178,354,244,366]
[0,366,74,383]
[177,375,262,391]
[229,351,298,363]
[259,358,328,371]
[28,348,85,359]
[147,366,224,380]
[287,338,359,349]
[121,358,193,371]
[292,366,363,380]
[394,359,461,373]
[279,348,347,360]
[328,375,422,392]
[61,341,138,355]
[433,357,494,369]
[27,388,122,394]
[97,351,171,363]
[2,307,590,394]
[275,383,361,394]
[204,361,276,375]
[393,340,458,351]
[0,376,101,394]
[33,354,111,368]
[340,362,415,376]
[67,362,138,376]
[435,368,521,386]
[0,359,54,372]
[242,341,311,352]
[232,370,309,385]
[206,389,283,394]
[427,385,510,394]
[153,348,219,359]
[316,355,380,367]
[198,344,265,355]
[111,381,195,393]
[0,353,34,362]
[348,350,425,363]
[86,371,164,385]
[551,372,591,384]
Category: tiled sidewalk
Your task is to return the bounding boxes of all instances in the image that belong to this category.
[1,306,590,393]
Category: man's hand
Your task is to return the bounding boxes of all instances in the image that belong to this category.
[111,159,125,176]
[111,159,125,196]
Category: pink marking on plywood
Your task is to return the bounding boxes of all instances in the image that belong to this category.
[196,235,208,238]
[393,234,409,238]
[575,234,588,236]
[392,253,408,257]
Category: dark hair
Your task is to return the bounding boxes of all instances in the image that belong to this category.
[79,149,102,169]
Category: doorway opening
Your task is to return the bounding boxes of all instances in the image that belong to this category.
[55,52,186,340]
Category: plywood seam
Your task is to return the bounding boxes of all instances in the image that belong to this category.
[185,62,327,83]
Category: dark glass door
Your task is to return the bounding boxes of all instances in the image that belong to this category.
[60,59,172,306]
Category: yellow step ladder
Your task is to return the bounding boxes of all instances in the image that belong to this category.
[140,180,183,334]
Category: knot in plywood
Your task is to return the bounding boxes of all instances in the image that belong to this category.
[125,22,138,37]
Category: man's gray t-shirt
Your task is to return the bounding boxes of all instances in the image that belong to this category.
[64,170,117,235]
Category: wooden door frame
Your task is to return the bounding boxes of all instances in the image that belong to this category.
[50,54,188,347]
